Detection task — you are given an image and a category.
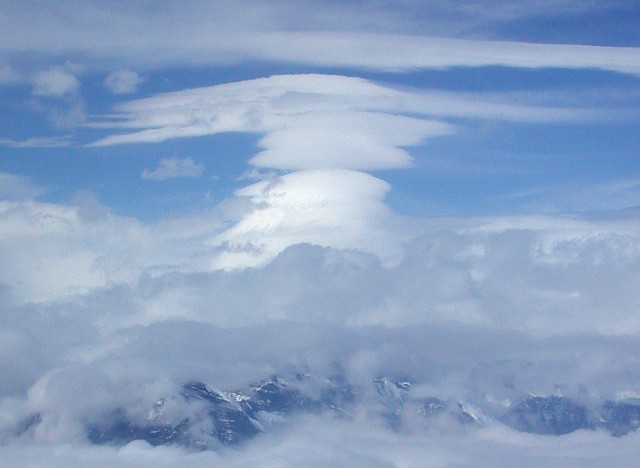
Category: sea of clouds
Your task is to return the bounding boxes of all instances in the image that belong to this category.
[2,185,640,465]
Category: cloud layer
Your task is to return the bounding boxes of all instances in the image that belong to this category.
[1,180,640,464]
[89,73,603,149]
[2,2,639,73]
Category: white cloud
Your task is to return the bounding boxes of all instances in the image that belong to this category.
[32,66,79,97]
[1,425,640,467]
[85,73,619,269]
[2,3,639,74]
[236,168,281,182]
[2,3,640,462]
[88,73,593,152]
[250,32,640,74]
[0,189,639,462]
[27,65,86,128]
[209,170,403,269]
[0,173,47,200]
[0,197,224,304]
[141,157,204,181]
[2,186,638,335]
[0,136,72,148]
[104,70,143,95]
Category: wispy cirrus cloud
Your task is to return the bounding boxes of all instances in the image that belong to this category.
[0,136,72,148]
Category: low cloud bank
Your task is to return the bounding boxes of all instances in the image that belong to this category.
[1,186,639,465]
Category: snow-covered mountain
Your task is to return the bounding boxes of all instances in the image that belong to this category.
[78,375,640,450]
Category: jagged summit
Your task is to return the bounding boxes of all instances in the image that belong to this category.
[76,376,640,451]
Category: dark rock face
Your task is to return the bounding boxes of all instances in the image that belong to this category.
[89,382,263,449]
[87,376,357,450]
[88,415,188,447]
[600,399,640,437]
[373,377,411,429]
[500,395,595,435]
[14,413,42,437]
[85,378,640,451]
[373,378,480,429]
[250,377,314,413]
[420,397,478,425]
[181,381,261,445]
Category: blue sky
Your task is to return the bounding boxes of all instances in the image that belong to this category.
[1,1,639,223]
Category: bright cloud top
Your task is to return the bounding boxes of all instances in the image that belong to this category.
[209,170,399,269]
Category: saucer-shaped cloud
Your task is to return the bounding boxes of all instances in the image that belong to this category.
[90,74,453,171]
[209,169,402,269]
[88,73,608,269]
[250,111,449,170]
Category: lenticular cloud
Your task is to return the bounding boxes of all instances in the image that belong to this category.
[209,169,401,269]
[90,74,454,172]
[89,73,603,268]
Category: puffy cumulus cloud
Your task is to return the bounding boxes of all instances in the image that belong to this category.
[0,212,640,462]
[209,170,404,269]
[28,65,86,128]
[0,178,639,465]
[104,69,143,95]
[31,66,79,97]
[1,183,639,334]
[0,172,47,200]
[379,216,640,334]
[211,215,637,333]
[0,197,226,304]
[141,157,204,181]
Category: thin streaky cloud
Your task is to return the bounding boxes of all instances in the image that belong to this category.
[1,2,638,74]
[0,136,72,148]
